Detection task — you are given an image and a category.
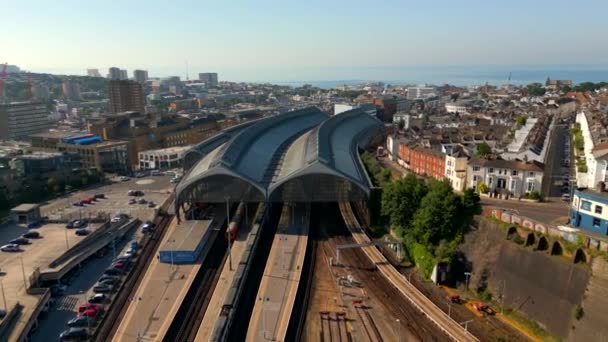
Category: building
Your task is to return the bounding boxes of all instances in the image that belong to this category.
[445,101,469,114]
[10,151,80,177]
[575,112,608,190]
[109,80,145,113]
[120,69,128,80]
[407,86,435,100]
[334,103,354,115]
[169,99,198,112]
[467,156,544,197]
[398,144,446,180]
[108,67,121,80]
[87,69,102,77]
[546,78,573,91]
[373,97,397,122]
[393,113,410,129]
[32,84,50,102]
[445,147,469,192]
[30,132,129,173]
[0,102,49,141]
[11,203,41,225]
[133,69,149,83]
[138,145,191,170]
[62,80,81,102]
[198,73,218,87]
[87,111,221,168]
[570,188,608,235]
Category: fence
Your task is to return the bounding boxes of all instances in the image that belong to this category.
[483,206,608,253]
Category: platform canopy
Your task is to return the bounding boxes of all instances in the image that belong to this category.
[176,106,383,209]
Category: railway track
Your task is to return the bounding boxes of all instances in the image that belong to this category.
[353,303,382,342]
[95,212,173,341]
[338,202,479,342]
[162,211,230,342]
[319,311,350,342]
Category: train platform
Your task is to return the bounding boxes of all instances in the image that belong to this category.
[246,203,310,342]
[194,205,258,341]
[111,217,216,342]
[159,218,215,264]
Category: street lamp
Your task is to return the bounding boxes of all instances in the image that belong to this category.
[395,318,401,342]
[464,272,472,300]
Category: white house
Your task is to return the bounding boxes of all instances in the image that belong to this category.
[466,157,544,197]
[575,112,608,190]
[445,147,469,192]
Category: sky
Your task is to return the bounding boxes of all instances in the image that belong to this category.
[2,0,608,82]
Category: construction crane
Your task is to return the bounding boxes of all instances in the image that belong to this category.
[0,63,7,103]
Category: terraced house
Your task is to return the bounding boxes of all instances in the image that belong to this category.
[466,156,544,198]
[570,188,608,235]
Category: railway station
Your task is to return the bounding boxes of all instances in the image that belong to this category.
[109,107,478,342]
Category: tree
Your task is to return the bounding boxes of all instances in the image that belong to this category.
[526,83,546,96]
[410,179,461,246]
[515,116,526,126]
[477,182,489,194]
[381,174,428,232]
[476,142,491,157]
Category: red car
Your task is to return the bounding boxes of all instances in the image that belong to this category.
[78,303,102,314]
[112,261,125,269]
[81,198,93,205]
[87,196,97,202]
[79,309,99,319]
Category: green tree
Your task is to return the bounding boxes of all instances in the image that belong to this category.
[381,174,428,232]
[410,179,461,246]
[515,115,527,126]
[477,182,489,194]
[476,142,492,157]
[527,83,546,96]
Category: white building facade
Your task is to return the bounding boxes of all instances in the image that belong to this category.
[445,153,468,192]
[575,112,608,190]
[466,157,544,197]
[138,146,192,170]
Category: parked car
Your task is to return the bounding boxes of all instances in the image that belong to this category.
[22,230,41,239]
[561,193,571,201]
[142,221,155,233]
[73,201,84,207]
[59,327,89,341]
[88,293,108,304]
[147,201,156,208]
[0,244,20,252]
[123,250,135,259]
[9,237,30,245]
[98,275,121,283]
[93,283,114,293]
[120,176,130,182]
[110,214,128,223]
[99,277,120,286]
[67,315,93,328]
[111,260,126,269]
[129,198,136,205]
[27,221,41,229]
[75,229,90,236]
[170,177,181,184]
[94,193,105,199]
[128,190,144,197]
[129,240,139,251]
[137,198,147,204]
[78,303,103,314]
[103,268,122,276]
[134,172,145,178]
[79,308,100,319]
[113,256,130,264]
[150,170,161,176]
[81,198,93,205]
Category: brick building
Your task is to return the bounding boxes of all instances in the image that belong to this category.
[398,143,446,180]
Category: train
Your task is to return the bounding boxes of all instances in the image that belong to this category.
[225,202,246,241]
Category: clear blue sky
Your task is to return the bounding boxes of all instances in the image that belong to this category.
[3,0,608,81]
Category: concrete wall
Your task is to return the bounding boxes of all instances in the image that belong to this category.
[462,218,589,338]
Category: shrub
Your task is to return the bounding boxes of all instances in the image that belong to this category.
[477,182,489,194]
[478,288,493,302]
[573,305,584,320]
[513,235,525,245]
[525,191,542,200]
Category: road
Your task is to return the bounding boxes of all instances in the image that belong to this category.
[542,123,572,199]
[481,197,569,224]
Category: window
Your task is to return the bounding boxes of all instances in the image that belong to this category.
[473,175,478,182]
[472,166,480,172]
[488,168,494,173]
[529,172,535,177]
[488,177,493,186]
[593,218,601,227]
[596,205,603,215]
[511,170,518,176]
[510,179,516,191]
[581,200,592,211]
[527,181,534,192]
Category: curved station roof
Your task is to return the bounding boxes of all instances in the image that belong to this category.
[176,106,383,208]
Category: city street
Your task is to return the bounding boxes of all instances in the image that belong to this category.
[542,123,573,199]
[481,197,570,224]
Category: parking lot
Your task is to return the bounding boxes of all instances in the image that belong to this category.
[42,175,174,223]
[0,175,174,340]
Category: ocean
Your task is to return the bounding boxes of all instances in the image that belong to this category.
[266,65,608,89]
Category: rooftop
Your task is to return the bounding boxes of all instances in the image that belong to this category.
[11,203,41,212]
[468,156,544,172]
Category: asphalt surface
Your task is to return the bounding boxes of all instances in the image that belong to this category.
[30,235,132,342]
[542,123,572,198]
